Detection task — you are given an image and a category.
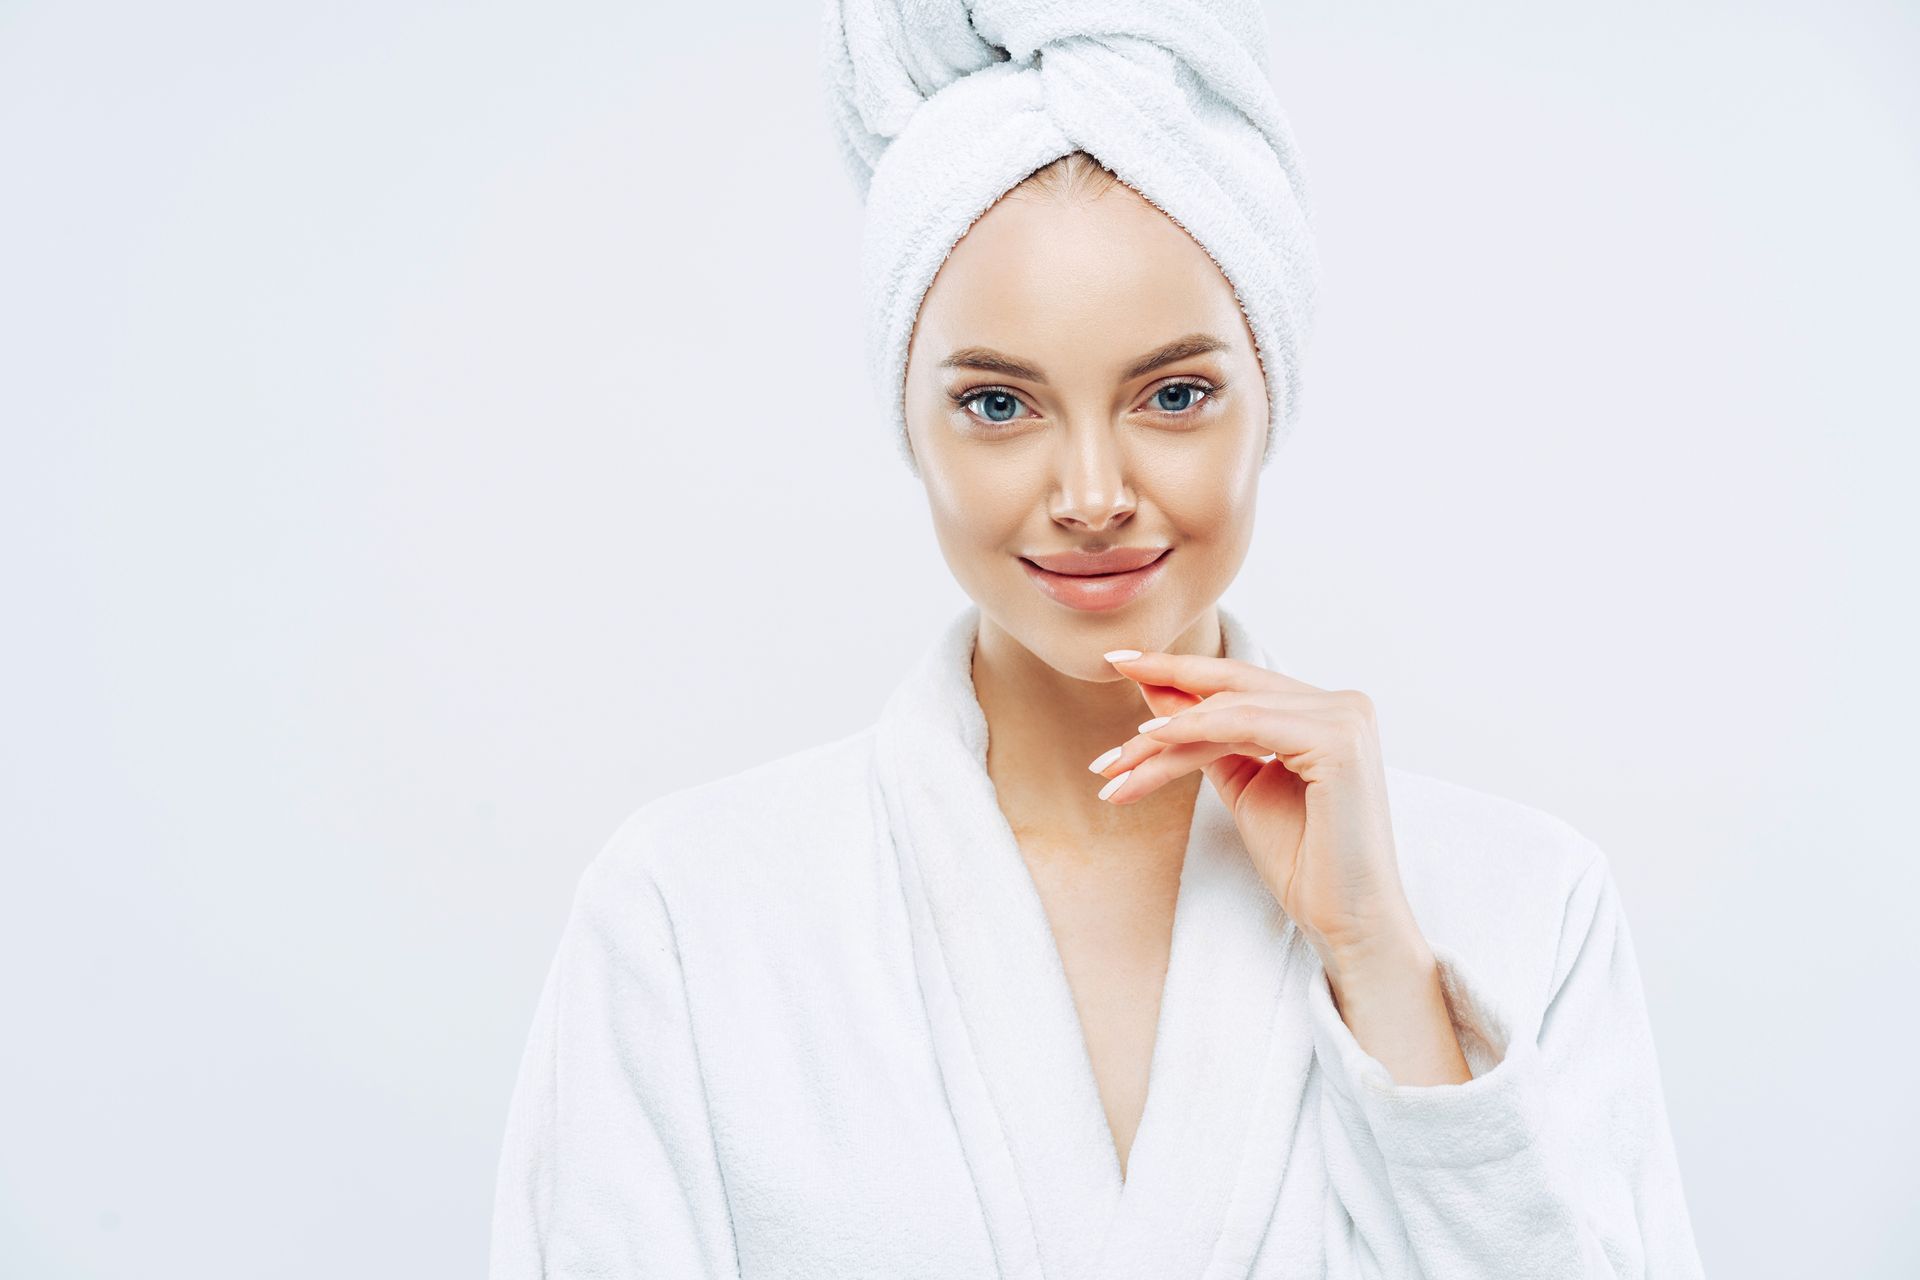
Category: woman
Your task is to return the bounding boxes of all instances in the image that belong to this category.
[490,2,1706,1277]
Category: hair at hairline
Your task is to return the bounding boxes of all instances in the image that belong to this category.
[1011,150,1123,202]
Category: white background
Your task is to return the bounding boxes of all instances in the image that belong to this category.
[4,1,1916,1275]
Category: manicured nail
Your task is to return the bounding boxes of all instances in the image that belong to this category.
[1103,649,1142,663]
[1088,745,1123,773]
[1138,716,1170,733]
[1098,769,1132,801]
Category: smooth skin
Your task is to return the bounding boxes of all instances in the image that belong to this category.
[902,167,1469,1183]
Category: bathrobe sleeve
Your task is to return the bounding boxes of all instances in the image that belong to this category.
[1307,847,1705,1279]
[489,851,740,1279]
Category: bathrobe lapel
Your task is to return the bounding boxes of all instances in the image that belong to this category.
[872,605,1323,1280]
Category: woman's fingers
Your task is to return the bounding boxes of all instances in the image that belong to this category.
[1147,695,1375,765]
[1096,736,1269,804]
[1105,649,1321,698]
[1128,677,1206,722]
[1089,689,1374,801]
[1092,691,1348,772]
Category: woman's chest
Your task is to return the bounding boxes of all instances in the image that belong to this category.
[1018,831,1187,1180]
[685,931,1335,1280]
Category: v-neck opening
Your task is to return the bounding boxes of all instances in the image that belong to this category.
[1071,783,1210,1195]
[874,602,1318,1280]
[972,646,1218,1205]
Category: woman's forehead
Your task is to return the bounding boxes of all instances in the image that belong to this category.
[914,185,1253,373]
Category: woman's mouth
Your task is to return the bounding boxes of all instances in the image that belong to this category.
[1018,547,1172,612]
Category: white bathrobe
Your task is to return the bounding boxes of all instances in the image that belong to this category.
[489,603,1706,1279]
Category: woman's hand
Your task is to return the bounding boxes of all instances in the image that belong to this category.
[1091,648,1423,979]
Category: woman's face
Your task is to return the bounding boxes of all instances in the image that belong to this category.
[903,177,1269,681]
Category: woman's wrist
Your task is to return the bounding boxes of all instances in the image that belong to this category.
[1323,926,1474,1087]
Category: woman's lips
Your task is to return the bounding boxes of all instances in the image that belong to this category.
[1019,548,1172,612]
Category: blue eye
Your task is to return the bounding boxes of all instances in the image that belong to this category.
[965,390,1026,423]
[1151,382,1207,413]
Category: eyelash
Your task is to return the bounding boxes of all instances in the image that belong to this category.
[949,378,1220,425]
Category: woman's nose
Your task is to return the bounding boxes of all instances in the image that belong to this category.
[1046,422,1135,531]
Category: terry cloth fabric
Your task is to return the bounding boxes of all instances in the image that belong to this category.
[820,0,1322,477]
[488,602,1707,1278]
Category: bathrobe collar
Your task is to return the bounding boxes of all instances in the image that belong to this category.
[872,603,1325,1280]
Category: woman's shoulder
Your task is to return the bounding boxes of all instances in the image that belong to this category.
[1385,763,1602,875]
[580,725,885,906]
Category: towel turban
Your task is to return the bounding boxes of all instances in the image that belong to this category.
[821,0,1321,476]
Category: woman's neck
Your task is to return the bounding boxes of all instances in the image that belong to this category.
[972,609,1222,849]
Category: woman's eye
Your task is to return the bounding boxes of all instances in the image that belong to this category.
[1150,383,1208,413]
[964,390,1027,423]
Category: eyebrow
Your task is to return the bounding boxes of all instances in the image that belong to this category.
[938,333,1231,385]
[1122,333,1231,380]
[938,347,1048,382]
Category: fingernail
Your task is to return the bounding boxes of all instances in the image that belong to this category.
[1103,649,1142,663]
[1137,716,1170,732]
[1088,745,1123,773]
[1098,769,1132,801]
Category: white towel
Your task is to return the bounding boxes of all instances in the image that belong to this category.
[821,0,1322,476]
[488,603,1707,1278]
